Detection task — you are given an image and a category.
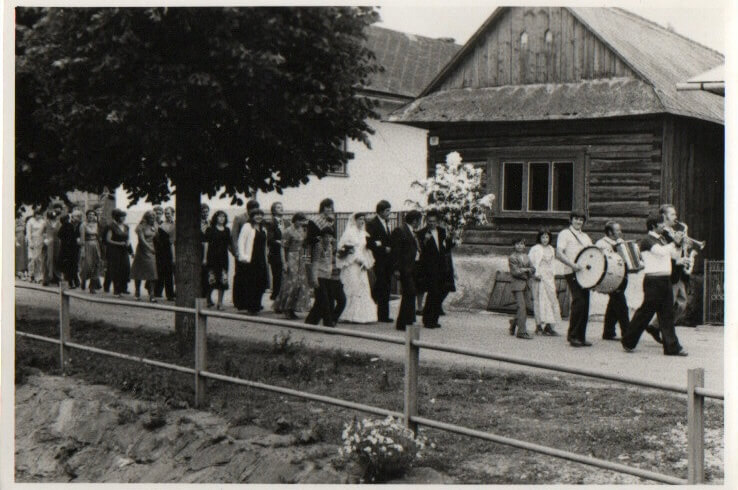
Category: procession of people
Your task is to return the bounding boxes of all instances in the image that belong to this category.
[15,196,698,358]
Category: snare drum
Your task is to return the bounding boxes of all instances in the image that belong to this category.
[616,240,643,273]
[574,246,626,294]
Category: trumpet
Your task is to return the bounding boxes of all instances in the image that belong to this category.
[672,220,706,274]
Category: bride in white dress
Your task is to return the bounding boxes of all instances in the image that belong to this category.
[336,213,378,324]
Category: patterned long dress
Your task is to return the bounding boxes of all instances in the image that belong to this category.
[26,216,46,282]
[79,222,103,288]
[528,244,562,326]
[274,225,312,313]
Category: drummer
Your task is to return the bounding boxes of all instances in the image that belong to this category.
[595,221,629,341]
[555,210,593,348]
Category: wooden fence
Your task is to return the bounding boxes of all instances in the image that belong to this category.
[15,282,723,485]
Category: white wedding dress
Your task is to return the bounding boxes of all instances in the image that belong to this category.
[337,219,378,324]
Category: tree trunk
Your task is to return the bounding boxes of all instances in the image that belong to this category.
[173,176,202,356]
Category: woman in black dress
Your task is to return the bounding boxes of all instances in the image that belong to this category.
[203,210,231,310]
[234,208,268,314]
[105,209,132,297]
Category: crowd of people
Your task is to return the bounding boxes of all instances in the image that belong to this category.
[508,205,692,357]
[15,197,458,331]
[15,197,693,356]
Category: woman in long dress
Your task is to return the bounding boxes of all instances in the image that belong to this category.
[203,210,231,310]
[235,208,268,313]
[273,213,312,319]
[42,210,62,285]
[79,210,104,293]
[336,213,377,324]
[26,208,46,283]
[153,206,175,300]
[528,228,562,336]
[16,211,28,278]
[131,210,159,301]
[105,209,132,297]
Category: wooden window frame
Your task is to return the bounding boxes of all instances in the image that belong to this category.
[486,147,587,219]
[326,138,350,177]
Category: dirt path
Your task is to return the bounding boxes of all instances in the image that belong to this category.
[14,283,724,392]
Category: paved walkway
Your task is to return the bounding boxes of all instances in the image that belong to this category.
[14,283,724,392]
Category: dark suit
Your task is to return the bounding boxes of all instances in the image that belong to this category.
[417,226,449,328]
[391,224,419,330]
[366,216,393,321]
[267,218,284,300]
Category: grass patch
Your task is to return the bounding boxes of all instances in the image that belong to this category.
[14,312,724,484]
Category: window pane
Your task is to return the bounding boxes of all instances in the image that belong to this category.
[553,162,573,211]
[503,162,523,211]
[528,162,550,211]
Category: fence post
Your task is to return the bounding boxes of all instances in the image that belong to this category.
[59,282,70,373]
[404,325,420,434]
[687,368,705,484]
[194,298,208,408]
[702,259,708,325]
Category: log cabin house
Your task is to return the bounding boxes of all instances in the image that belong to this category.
[389,7,724,265]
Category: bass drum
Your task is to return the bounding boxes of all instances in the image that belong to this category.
[574,246,626,294]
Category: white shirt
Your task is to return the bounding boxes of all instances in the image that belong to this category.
[430,228,439,249]
[595,236,620,254]
[641,231,678,276]
[556,226,593,274]
[408,224,420,261]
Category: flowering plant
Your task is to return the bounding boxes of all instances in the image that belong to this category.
[339,415,429,482]
[407,151,495,244]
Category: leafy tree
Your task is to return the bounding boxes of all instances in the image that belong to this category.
[16,7,381,351]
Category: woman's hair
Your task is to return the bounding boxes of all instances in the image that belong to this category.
[511,237,526,246]
[211,210,228,226]
[249,208,264,220]
[153,205,163,213]
[292,212,307,224]
[165,206,175,214]
[536,228,552,244]
[111,208,127,221]
[141,210,155,223]
[319,198,334,213]
[86,209,97,220]
[270,202,282,214]
[354,212,366,221]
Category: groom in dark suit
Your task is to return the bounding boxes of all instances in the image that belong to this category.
[417,210,450,329]
[391,210,422,331]
[366,200,394,323]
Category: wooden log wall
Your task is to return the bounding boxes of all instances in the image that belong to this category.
[439,7,635,90]
[427,117,664,248]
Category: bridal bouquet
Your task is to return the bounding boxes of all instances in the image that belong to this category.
[336,244,355,260]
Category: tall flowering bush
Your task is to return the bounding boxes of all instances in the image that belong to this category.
[339,416,430,482]
[408,151,495,243]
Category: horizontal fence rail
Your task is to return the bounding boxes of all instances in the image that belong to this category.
[14,282,723,485]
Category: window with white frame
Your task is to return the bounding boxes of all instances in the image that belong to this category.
[502,160,574,212]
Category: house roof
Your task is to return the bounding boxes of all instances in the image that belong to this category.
[389,78,664,125]
[396,7,723,125]
[363,26,461,99]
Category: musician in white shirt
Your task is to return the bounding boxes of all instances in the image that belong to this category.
[622,212,688,356]
[555,210,593,347]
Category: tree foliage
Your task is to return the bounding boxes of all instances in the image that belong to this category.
[16,6,381,206]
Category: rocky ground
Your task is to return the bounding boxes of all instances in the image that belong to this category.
[15,372,453,484]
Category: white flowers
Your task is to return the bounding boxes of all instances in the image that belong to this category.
[339,415,432,482]
[408,152,495,244]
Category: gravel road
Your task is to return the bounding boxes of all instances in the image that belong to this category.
[14,283,724,392]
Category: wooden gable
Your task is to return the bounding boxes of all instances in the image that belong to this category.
[433,7,637,90]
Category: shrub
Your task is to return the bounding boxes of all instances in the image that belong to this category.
[339,415,429,482]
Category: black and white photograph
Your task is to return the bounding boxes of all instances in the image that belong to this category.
[2,0,734,486]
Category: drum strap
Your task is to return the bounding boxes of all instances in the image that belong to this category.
[567,227,586,247]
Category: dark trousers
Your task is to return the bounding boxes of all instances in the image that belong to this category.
[306,278,338,326]
[623,276,682,354]
[396,271,417,330]
[603,276,629,338]
[372,264,392,321]
[512,289,529,335]
[154,260,174,299]
[62,259,80,288]
[269,258,283,300]
[565,273,590,342]
[422,283,442,327]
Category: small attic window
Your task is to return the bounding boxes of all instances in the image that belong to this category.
[544,30,553,46]
[520,32,528,48]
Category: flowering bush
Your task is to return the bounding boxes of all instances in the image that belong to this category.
[339,415,429,482]
[408,151,495,243]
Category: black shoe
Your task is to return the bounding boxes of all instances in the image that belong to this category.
[581,341,593,347]
[543,325,560,337]
[646,326,663,344]
[396,325,406,331]
[569,339,584,347]
[516,333,533,339]
[379,318,394,323]
[535,325,544,335]
[602,336,621,341]
[623,346,635,353]
[666,350,688,357]
[424,323,441,329]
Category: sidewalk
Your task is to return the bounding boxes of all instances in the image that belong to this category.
[14,283,724,392]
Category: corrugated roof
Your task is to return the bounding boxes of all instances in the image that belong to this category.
[389,78,664,124]
[569,8,723,124]
[363,26,461,98]
[404,7,723,125]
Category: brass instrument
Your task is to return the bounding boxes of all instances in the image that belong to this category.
[669,220,706,274]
